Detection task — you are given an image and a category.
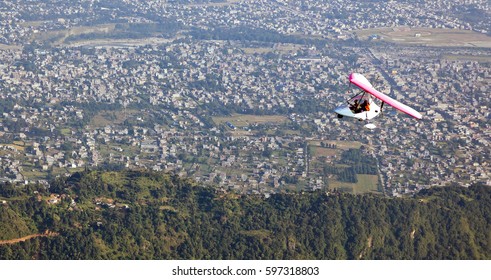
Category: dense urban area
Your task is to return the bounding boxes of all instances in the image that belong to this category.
[0,0,490,196]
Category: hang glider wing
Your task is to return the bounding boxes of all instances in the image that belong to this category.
[349,73,423,120]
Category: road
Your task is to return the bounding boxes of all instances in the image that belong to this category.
[0,231,58,245]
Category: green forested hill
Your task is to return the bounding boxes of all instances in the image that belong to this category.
[0,206,35,241]
[0,170,489,259]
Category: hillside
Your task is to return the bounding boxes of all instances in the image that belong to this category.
[0,170,490,259]
[0,206,35,240]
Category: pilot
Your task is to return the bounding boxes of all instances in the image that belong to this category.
[350,100,360,113]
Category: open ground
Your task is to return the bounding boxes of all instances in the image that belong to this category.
[355,27,491,48]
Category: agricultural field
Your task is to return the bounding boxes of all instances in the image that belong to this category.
[308,140,364,162]
[213,114,288,127]
[308,140,381,195]
[89,109,142,128]
[329,174,380,194]
[0,142,25,152]
[59,128,74,136]
[241,43,304,55]
[309,140,363,150]
[185,0,242,7]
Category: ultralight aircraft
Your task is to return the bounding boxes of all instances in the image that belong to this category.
[334,73,422,129]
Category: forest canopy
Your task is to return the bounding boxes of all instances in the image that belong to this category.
[0,170,490,260]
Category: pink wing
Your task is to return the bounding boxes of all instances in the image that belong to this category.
[349,73,422,119]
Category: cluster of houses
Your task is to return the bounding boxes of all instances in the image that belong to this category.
[1,0,488,46]
[0,0,489,195]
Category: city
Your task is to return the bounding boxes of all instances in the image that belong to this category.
[0,0,489,196]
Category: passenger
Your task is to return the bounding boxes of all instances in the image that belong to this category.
[362,100,370,112]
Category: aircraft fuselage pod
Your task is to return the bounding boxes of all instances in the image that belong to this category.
[334,96,381,121]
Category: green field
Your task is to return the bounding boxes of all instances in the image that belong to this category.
[59,128,73,136]
[329,174,380,195]
[21,169,46,181]
[309,146,338,157]
[309,140,363,150]
[101,171,128,187]
[88,109,143,128]
[308,140,379,195]
[308,140,364,163]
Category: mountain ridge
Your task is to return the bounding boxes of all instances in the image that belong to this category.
[0,170,489,259]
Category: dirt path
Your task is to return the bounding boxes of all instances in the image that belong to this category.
[0,231,59,245]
